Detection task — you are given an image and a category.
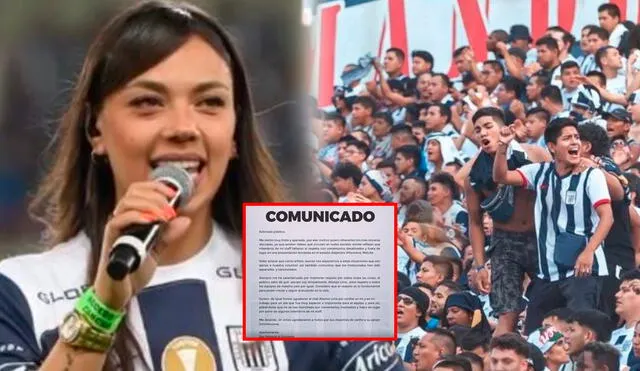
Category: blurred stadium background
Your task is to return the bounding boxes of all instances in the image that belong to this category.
[0,0,307,258]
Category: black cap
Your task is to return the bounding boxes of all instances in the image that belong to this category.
[509,25,532,42]
[603,108,632,123]
[400,287,429,315]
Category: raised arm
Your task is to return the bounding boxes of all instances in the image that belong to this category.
[521,143,552,162]
[493,126,528,186]
[454,153,477,189]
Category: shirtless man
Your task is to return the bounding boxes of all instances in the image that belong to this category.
[466,107,550,336]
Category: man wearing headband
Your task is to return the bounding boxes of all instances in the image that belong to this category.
[528,326,570,371]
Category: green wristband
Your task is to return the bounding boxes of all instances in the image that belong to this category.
[75,288,125,334]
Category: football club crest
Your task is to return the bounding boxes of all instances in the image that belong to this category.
[226,326,278,371]
[566,190,576,205]
[161,336,216,371]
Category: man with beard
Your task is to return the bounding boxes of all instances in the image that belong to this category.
[398,177,427,226]
[429,280,463,328]
[493,118,614,334]
[467,107,550,336]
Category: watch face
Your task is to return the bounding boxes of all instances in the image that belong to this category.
[60,313,82,342]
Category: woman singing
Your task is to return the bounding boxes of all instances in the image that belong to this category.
[0,1,403,370]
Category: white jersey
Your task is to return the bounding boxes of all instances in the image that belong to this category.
[394,326,425,362]
[0,223,404,371]
[516,163,611,281]
[610,324,635,368]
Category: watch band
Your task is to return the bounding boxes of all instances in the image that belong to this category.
[60,311,115,353]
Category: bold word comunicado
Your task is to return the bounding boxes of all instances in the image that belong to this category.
[265,210,376,223]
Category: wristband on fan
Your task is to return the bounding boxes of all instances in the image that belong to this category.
[74,288,125,334]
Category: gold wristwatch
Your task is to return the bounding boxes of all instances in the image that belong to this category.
[59,311,115,353]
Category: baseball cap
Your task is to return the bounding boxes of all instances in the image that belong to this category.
[508,25,532,42]
[603,108,632,123]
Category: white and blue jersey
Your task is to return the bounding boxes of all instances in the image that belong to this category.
[515,163,611,282]
[610,325,635,368]
[440,124,478,160]
[442,201,469,236]
[0,223,404,371]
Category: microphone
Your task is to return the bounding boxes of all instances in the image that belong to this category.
[106,165,194,281]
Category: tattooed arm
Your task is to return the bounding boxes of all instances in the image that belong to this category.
[39,343,107,371]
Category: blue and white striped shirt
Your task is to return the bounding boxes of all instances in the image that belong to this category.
[515,163,611,281]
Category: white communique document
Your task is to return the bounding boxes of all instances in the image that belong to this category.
[244,204,396,339]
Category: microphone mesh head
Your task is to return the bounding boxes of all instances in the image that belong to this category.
[150,165,194,208]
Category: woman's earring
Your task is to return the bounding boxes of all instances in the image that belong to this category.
[91,150,108,164]
[231,143,238,159]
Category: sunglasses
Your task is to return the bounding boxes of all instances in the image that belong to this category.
[398,295,416,306]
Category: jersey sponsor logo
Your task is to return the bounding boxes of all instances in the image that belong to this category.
[161,336,216,371]
[36,285,90,305]
[226,326,278,371]
[340,341,400,371]
[216,266,242,279]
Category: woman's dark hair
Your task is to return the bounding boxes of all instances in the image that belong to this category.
[28,1,284,369]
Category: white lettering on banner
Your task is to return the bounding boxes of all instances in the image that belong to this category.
[343,341,398,371]
[310,0,640,106]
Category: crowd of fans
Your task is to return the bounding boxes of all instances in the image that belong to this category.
[312,3,640,371]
